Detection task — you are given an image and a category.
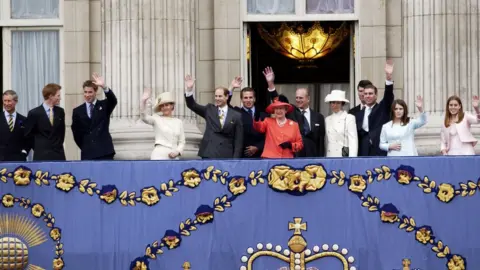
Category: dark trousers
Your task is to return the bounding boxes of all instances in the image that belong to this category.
[88,154,115,161]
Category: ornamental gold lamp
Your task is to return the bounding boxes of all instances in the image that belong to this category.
[257,22,350,68]
[239,218,357,270]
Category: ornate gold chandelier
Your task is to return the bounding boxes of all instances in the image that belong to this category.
[257,22,350,64]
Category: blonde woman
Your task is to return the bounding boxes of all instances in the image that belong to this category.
[324,90,358,157]
[440,95,480,155]
[140,88,185,160]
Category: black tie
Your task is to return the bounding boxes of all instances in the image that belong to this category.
[302,110,310,134]
[247,108,253,119]
[89,103,94,118]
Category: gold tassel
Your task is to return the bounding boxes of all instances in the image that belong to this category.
[182,261,191,270]
[402,259,411,270]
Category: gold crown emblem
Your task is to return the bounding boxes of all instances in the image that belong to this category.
[240,218,356,270]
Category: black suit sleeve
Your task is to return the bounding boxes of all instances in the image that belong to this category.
[18,115,33,153]
[71,109,82,149]
[233,115,244,158]
[104,89,118,116]
[268,89,279,101]
[381,83,394,113]
[227,90,233,107]
[24,109,36,141]
[185,94,208,118]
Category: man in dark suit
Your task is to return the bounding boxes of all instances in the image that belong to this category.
[71,73,118,160]
[25,83,66,161]
[227,78,268,158]
[355,60,395,156]
[348,79,372,115]
[184,74,243,159]
[262,67,326,157]
[0,90,32,161]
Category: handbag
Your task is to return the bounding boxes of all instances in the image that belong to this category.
[341,116,349,157]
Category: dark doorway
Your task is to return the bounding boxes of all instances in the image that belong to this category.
[248,21,351,113]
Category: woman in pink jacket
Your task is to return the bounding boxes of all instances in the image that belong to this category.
[441,95,480,155]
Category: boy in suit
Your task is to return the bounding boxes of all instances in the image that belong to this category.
[0,90,31,161]
[71,73,118,160]
[25,83,66,161]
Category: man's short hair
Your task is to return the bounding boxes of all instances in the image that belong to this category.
[3,90,18,101]
[240,87,255,98]
[83,80,99,91]
[296,87,310,97]
[215,87,229,97]
[42,83,62,100]
[357,80,372,89]
[363,84,378,95]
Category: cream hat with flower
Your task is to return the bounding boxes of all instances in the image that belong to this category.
[154,92,175,112]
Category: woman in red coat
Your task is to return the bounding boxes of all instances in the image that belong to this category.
[253,101,303,158]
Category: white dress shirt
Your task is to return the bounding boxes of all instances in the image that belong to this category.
[86,99,97,118]
[218,105,228,126]
[3,110,17,124]
[362,105,373,132]
[300,107,311,127]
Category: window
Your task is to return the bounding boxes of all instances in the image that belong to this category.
[11,30,60,114]
[247,0,354,15]
[244,0,357,21]
[306,0,354,14]
[247,0,296,14]
[11,0,59,19]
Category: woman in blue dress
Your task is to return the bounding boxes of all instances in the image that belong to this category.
[379,96,427,156]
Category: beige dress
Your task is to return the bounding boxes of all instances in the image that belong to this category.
[141,113,186,160]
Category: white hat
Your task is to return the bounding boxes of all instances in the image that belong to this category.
[154,92,175,111]
[324,90,349,103]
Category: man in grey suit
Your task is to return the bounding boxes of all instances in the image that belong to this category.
[184,74,243,159]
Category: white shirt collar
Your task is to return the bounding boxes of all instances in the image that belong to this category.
[218,104,228,112]
[4,110,17,118]
[87,99,97,106]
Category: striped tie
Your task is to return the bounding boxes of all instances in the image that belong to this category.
[49,108,54,126]
[8,114,14,132]
[218,109,224,128]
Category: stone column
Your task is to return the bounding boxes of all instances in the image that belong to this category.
[403,0,480,154]
[64,0,92,160]
[358,0,388,96]
[101,0,202,159]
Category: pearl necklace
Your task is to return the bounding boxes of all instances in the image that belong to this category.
[276,118,287,127]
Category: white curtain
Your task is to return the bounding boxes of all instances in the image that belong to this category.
[11,31,60,115]
[306,0,354,13]
[276,83,350,116]
[11,0,59,19]
[247,0,295,14]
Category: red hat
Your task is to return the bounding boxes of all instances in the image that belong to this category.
[265,101,294,114]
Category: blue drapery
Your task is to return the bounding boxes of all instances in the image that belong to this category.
[0,156,479,270]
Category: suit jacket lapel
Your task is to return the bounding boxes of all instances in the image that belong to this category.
[211,106,222,130]
[223,108,233,130]
[309,108,316,130]
[0,114,12,138]
[39,105,54,129]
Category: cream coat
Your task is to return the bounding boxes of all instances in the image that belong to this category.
[141,113,185,160]
[325,111,358,157]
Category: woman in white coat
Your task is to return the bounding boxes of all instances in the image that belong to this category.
[379,97,426,156]
[140,88,185,160]
[324,90,358,157]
